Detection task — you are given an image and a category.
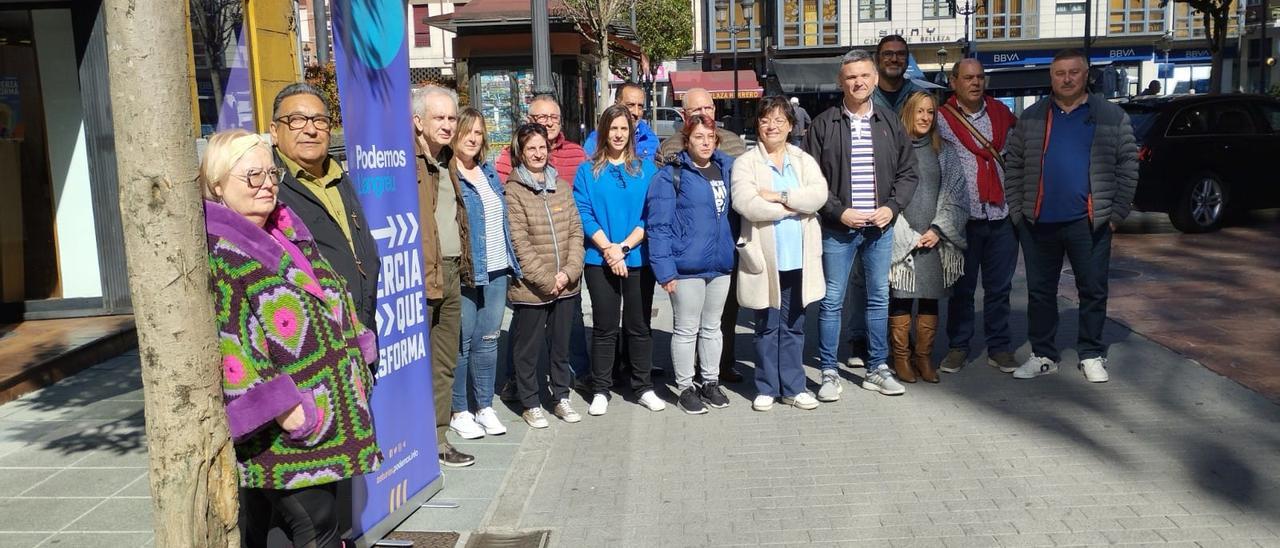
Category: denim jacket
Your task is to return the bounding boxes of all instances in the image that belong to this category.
[458,162,522,285]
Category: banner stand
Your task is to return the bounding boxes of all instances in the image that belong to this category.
[353,476,442,548]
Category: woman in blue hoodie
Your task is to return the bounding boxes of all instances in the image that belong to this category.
[646,115,737,415]
[573,104,662,416]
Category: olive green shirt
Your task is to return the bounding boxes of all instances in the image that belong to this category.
[277,151,353,251]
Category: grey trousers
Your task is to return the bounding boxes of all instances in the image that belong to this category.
[669,275,732,390]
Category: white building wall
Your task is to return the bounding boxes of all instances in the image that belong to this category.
[408,0,455,73]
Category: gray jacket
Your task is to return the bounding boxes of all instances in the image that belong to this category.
[805,103,918,232]
[1005,94,1139,230]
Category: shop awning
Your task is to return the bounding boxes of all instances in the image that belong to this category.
[670,70,762,100]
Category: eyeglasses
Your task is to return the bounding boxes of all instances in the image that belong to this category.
[530,113,562,124]
[879,51,908,60]
[759,117,790,128]
[275,113,333,131]
[236,167,282,189]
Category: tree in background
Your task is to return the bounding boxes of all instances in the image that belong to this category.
[1162,0,1235,93]
[562,0,633,119]
[105,0,238,545]
[634,0,693,122]
[306,61,342,128]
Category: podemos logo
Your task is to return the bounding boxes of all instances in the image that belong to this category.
[354,144,408,170]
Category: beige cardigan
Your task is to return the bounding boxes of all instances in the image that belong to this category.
[730,143,830,310]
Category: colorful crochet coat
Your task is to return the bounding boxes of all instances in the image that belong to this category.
[205,200,381,490]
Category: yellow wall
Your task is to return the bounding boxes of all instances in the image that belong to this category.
[246,0,301,132]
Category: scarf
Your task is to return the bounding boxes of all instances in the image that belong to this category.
[512,163,559,193]
[889,216,965,293]
[939,95,1015,206]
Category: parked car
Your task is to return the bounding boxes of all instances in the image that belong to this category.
[651,106,684,139]
[1120,94,1280,232]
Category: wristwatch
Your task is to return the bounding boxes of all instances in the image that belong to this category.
[779,191,790,205]
[620,245,632,255]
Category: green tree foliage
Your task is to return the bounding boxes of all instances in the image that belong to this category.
[634,0,693,73]
[305,61,342,127]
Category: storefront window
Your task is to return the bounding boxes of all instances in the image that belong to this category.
[858,0,891,21]
[709,0,763,52]
[924,0,953,19]
[779,0,839,47]
[190,1,252,136]
[975,0,1038,40]
[1109,0,1165,34]
[1171,2,1240,40]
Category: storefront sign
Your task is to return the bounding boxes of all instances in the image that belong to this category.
[860,27,956,45]
[330,0,441,545]
[979,46,1157,67]
[708,89,763,99]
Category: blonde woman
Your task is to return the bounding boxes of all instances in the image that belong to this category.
[201,129,379,548]
[731,96,830,412]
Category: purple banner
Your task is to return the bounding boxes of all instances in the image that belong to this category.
[330,0,441,544]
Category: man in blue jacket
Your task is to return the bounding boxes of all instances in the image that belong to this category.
[584,82,659,161]
[1004,49,1138,384]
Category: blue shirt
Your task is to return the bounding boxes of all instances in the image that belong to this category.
[583,120,659,162]
[1039,103,1095,223]
[769,155,804,272]
[572,159,658,268]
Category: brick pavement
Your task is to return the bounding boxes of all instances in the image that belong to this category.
[481,276,1280,547]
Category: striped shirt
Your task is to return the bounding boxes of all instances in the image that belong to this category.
[471,174,509,273]
[844,106,877,214]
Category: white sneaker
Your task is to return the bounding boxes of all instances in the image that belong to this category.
[1012,355,1059,379]
[523,408,549,429]
[449,411,485,439]
[752,395,775,411]
[782,392,820,410]
[587,393,609,416]
[554,398,582,423]
[638,390,667,412]
[475,407,507,435]
[861,365,906,395]
[1080,358,1110,383]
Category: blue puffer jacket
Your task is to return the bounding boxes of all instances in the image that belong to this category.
[644,150,737,284]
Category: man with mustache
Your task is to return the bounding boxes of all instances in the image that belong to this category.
[1004,49,1138,384]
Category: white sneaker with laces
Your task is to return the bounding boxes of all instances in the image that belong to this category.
[554,398,582,423]
[1080,357,1110,383]
[783,392,820,410]
[588,393,609,416]
[475,407,507,435]
[522,408,549,429]
[752,395,775,411]
[449,411,485,439]
[1012,355,1058,379]
[638,390,667,412]
[861,365,906,395]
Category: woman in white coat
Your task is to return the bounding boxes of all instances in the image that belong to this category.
[731,96,830,412]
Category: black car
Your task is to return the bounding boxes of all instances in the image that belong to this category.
[1120,94,1280,232]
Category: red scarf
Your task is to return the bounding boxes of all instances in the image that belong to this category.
[939,95,1015,206]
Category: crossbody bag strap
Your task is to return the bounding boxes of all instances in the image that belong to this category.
[942,103,1005,171]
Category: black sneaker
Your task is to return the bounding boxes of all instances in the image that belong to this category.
[498,379,518,402]
[677,387,707,415]
[700,382,730,409]
[439,445,475,468]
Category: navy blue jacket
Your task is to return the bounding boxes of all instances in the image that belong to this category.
[644,150,737,284]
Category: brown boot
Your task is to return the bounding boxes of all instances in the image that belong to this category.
[913,313,940,383]
[889,314,916,383]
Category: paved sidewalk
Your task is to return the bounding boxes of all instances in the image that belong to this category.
[481,277,1280,547]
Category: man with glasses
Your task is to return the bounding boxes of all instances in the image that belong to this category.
[805,49,918,400]
[495,94,588,185]
[654,87,747,164]
[872,35,928,113]
[583,82,659,161]
[271,83,381,368]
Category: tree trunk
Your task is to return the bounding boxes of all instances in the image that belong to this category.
[103,1,239,546]
[597,27,612,121]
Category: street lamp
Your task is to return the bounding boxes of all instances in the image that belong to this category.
[949,0,979,58]
[1155,31,1173,96]
[716,0,755,134]
[935,47,950,85]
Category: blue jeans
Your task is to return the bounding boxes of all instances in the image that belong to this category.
[454,270,510,412]
[753,270,807,398]
[946,218,1018,354]
[818,227,893,370]
[1018,219,1112,362]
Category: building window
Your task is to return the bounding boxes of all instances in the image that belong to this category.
[923,0,953,19]
[858,0,891,21]
[779,0,839,47]
[1108,0,1164,34]
[709,0,763,52]
[412,4,431,48]
[1056,2,1086,14]
[1172,1,1240,40]
[975,0,1037,39]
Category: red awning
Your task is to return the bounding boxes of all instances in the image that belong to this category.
[669,70,763,100]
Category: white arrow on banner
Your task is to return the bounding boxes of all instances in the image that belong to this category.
[379,303,395,337]
[395,215,408,247]
[404,213,419,245]
[371,215,397,246]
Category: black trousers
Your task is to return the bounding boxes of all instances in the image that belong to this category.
[240,481,342,548]
[584,266,655,394]
[511,295,579,409]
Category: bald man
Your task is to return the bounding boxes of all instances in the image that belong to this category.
[655,87,747,165]
[584,83,660,161]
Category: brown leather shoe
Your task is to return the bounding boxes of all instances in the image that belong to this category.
[913,313,940,383]
[889,314,916,383]
[719,367,744,383]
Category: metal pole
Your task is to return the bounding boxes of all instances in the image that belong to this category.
[532,0,553,95]
[732,35,740,134]
[1084,0,1092,64]
[1263,2,1271,92]
[314,0,330,64]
